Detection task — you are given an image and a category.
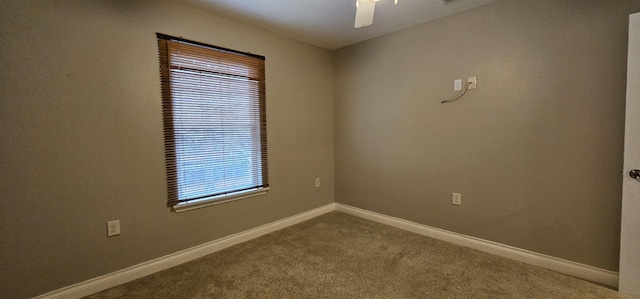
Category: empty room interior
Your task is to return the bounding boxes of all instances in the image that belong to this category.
[2,0,640,298]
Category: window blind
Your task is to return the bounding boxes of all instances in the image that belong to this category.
[157,33,268,208]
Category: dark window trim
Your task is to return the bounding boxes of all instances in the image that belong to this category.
[156,33,265,60]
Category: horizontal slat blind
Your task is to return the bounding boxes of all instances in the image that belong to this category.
[157,34,268,207]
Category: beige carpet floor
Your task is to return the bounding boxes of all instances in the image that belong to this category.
[86,211,629,298]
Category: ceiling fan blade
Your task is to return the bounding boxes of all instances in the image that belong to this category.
[354,0,376,28]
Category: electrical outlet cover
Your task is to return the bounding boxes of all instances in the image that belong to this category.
[467,77,477,90]
[454,79,462,91]
[107,220,120,237]
[452,193,462,206]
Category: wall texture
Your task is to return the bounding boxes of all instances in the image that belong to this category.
[0,1,334,298]
[334,0,639,272]
[3,1,640,298]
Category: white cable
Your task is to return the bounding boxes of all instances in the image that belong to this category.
[441,81,471,104]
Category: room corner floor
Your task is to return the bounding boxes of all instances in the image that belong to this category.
[85,211,630,298]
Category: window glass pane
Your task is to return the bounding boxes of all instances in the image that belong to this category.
[157,34,268,208]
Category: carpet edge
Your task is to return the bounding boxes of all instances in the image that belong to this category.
[335,203,619,288]
[33,203,337,299]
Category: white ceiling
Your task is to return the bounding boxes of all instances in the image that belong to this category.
[174,0,500,50]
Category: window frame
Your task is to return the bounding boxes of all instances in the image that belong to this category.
[157,33,269,212]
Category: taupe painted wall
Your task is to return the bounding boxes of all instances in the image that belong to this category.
[3,0,640,298]
[0,1,334,298]
[334,0,639,272]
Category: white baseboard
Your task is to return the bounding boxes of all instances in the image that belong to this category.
[335,203,619,288]
[35,202,619,298]
[33,203,336,299]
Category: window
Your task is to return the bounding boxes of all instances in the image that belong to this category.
[157,33,269,212]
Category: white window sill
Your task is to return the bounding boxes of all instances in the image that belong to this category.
[172,187,269,213]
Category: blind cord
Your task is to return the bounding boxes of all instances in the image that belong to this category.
[441,81,472,104]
